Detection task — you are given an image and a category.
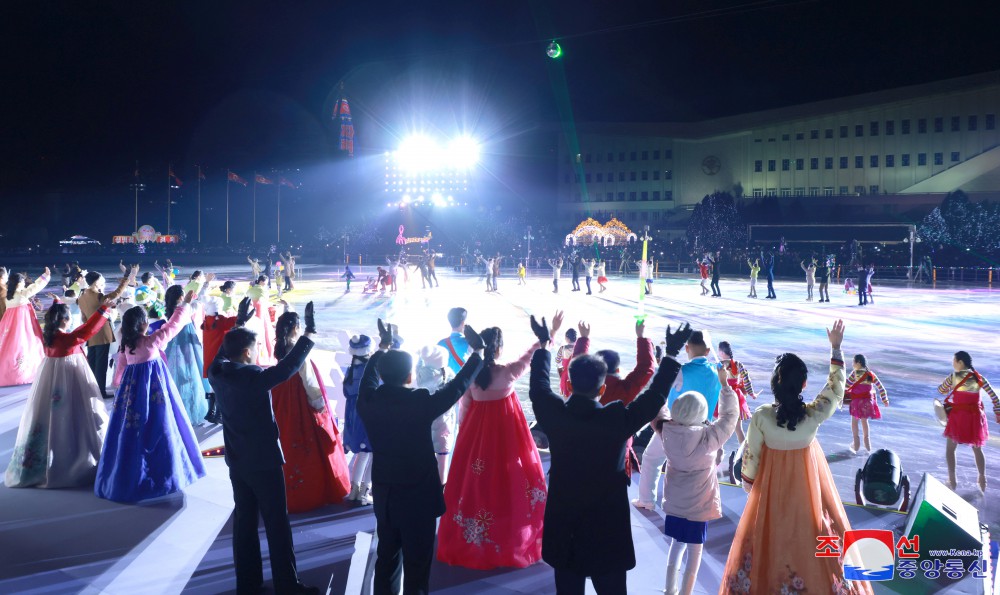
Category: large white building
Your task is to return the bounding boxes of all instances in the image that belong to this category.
[556,71,1000,227]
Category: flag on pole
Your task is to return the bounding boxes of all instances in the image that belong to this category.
[333,87,355,157]
[254,174,274,185]
[279,177,297,189]
[228,172,248,186]
[169,166,182,186]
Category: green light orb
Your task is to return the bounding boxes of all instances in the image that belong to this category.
[546,41,562,59]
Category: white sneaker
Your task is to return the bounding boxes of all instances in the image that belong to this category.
[631,498,655,511]
[358,482,373,506]
[346,482,360,501]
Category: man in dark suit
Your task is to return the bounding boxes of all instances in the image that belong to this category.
[527,311,691,595]
[208,299,319,595]
[358,319,484,595]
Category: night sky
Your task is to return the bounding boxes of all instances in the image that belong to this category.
[3,1,998,242]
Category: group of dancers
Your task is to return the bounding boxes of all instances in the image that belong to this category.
[1,261,998,595]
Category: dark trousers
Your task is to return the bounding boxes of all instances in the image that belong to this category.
[283,275,292,291]
[230,467,300,593]
[858,283,868,305]
[819,281,829,301]
[766,275,776,298]
[427,269,438,287]
[491,274,498,291]
[553,279,559,292]
[711,277,721,296]
[86,343,111,395]
[585,276,592,294]
[373,484,437,595]
[571,275,580,291]
[554,568,627,595]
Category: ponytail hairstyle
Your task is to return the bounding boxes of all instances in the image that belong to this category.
[718,341,734,360]
[119,306,148,354]
[163,285,184,319]
[43,303,72,347]
[854,354,867,368]
[954,350,974,371]
[274,312,300,360]
[771,352,809,431]
[7,272,25,301]
[474,327,504,390]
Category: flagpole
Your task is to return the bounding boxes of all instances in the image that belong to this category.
[134,160,139,233]
[167,164,171,235]
[277,182,281,244]
[252,174,257,244]
[197,165,202,243]
[226,170,231,244]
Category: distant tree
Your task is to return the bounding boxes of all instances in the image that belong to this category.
[686,192,747,252]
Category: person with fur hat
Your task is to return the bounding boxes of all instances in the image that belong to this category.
[635,329,721,511]
[654,366,738,595]
[342,333,375,504]
[415,344,455,481]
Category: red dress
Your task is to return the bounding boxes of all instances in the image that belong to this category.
[939,371,996,448]
[201,314,236,378]
[271,361,351,513]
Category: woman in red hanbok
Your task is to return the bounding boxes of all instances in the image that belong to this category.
[436,325,547,570]
[271,310,351,512]
[937,351,1000,492]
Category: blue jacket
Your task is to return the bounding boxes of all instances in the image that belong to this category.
[666,356,723,421]
[437,332,471,375]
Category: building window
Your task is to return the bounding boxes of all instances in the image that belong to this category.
[607,152,614,162]
[934,152,943,165]
[934,117,943,132]
[840,125,848,138]
[855,185,866,195]
[823,187,834,196]
[641,191,649,201]
[780,188,791,197]
[640,211,648,221]
[617,192,625,201]
[951,151,960,162]
[825,129,833,139]
[768,160,776,172]
[629,191,637,201]
[653,150,660,160]
[855,124,864,137]
[825,157,833,169]
[901,119,911,134]
[653,190,661,200]
[596,173,603,182]
[651,211,660,221]
[630,171,637,181]
[987,114,996,130]
[640,151,648,160]
[641,171,649,181]
[810,157,819,170]
[585,173,591,183]
[810,130,819,139]
[796,158,804,170]
[870,121,879,136]
[618,172,625,182]
[951,116,960,132]
[870,155,878,168]
[855,155,864,168]
[886,121,894,135]
[630,151,637,161]
[794,187,805,196]
[768,138,776,142]
[918,118,927,133]
[969,115,978,131]
[752,188,764,197]
[870,185,880,195]
[886,155,894,167]
[653,170,661,180]
[596,153,602,163]
[665,149,672,159]
[840,156,848,169]
[608,171,613,181]
[901,154,910,166]
[782,159,790,171]
[665,190,673,200]
[796,132,804,140]
[585,153,592,163]
[839,186,849,195]
[918,153,927,166]
[782,133,790,141]
[754,160,763,172]
[766,188,777,197]
[665,170,672,180]
[606,192,613,201]
[618,152,625,161]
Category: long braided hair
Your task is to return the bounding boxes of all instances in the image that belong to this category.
[274,312,299,360]
[771,352,809,431]
[474,327,504,390]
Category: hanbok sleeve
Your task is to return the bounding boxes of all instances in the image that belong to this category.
[844,369,860,392]
[741,412,765,493]
[504,342,540,381]
[870,371,888,403]
[937,374,954,395]
[67,305,112,347]
[808,348,846,423]
[738,361,755,396]
[298,358,326,411]
[149,304,191,352]
[24,272,51,298]
[979,375,1000,414]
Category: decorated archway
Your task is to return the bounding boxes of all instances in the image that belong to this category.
[565,217,638,247]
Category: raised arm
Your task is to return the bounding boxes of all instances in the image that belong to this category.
[24,269,51,298]
[619,335,655,403]
[624,355,681,435]
[149,302,192,352]
[701,371,740,453]
[66,305,112,347]
[427,353,484,420]
[528,348,565,426]
[503,341,542,382]
[102,274,131,303]
[808,321,847,424]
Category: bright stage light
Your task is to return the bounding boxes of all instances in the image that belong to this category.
[397,135,443,173]
[447,136,480,169]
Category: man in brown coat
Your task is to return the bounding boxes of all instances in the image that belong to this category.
[79,266,135,396]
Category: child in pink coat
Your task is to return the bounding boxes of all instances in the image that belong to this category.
[654,366,738,595]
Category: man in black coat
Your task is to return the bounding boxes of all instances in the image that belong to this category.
[358,319,485,595]
[208,299,319,595]
[709,250,722,297]
[528,311,691,595]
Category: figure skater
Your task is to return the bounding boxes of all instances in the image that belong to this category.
[247,256,261,282]
[856,264,868,306]
[583,257,595,294]
[639,258,653,295]
[845,354,889,454]
[5,298,113,488]
[747,257,760,298]
[718,341,756,445]
[343,335,375,504]
[548,257,563,293]
[341,265,356,292]
[596,259,608,292]
[517,261,527,285]
[865,263,875,305]
[801,258,816,301]
[817,257,831,302]
[708,251,722,297]
[698,258,710,296]
[491,254,502,292]
[937,351,1000,492]
[655,365,737,595]
[763,250,777,299]
[426,251,440,287]
[0,268,50,387]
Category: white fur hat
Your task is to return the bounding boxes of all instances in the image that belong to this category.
[418,345,449,370]
[670,391,708,426]
[349,335,373,356]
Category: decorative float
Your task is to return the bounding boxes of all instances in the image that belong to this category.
[565,217,638,247]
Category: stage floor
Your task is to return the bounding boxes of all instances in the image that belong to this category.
[0,266,997,594]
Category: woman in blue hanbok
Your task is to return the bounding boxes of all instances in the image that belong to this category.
[161,285,208,425]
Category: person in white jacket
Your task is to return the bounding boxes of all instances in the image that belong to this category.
[654,365,739,595]
[415,345,456,482]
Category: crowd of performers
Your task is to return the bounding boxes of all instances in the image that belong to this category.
[0,260,998,595]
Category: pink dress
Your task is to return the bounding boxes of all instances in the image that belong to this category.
[0,273,50,387]
[939,370,999,447]
[436,343,547,570]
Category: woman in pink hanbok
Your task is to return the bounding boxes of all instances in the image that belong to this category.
[0,268,51,387]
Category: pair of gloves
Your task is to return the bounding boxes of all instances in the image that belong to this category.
[529,315,693,358]
[235,297,316,334]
